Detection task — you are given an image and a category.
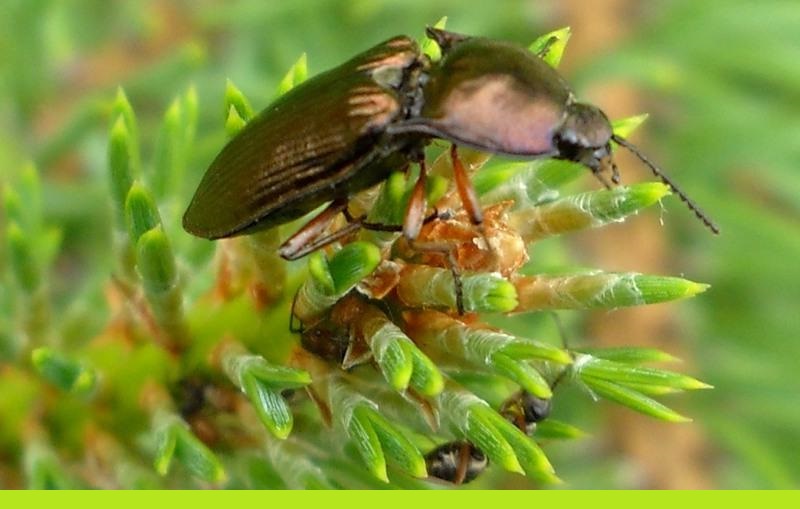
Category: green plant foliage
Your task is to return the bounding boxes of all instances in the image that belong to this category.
[1,0,794,490]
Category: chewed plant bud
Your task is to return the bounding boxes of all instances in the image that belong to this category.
[397,202,528,277]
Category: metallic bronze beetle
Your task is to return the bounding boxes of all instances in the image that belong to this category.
[184,28,717,261]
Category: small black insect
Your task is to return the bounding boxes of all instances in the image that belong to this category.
[184,27,717,264]
[424,440,488,485]
[500,390,553,435]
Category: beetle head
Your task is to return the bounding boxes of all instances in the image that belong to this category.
[554,102,616,178]
[554,102,720,234]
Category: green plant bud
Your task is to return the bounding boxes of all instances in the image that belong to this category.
[108,115,135,225]
[152,98,183,197]
[533,419,586,440]
[439,391,523,474]
[397,266,518,313]
[612,114,649,139]
[294,242,381,322]
[31,347,97,395]
[514,271,709,311]
[125,181,162,244]
[510,183,671,241]
[576,346,680,364]
[224,79,254,121]
[576,355,712,391]
[111,87,140,172]
[580,376,691,423]
[476,159,584,208]
[529,26,572,68]
[276,53,308,96]
[6,221,40,293]
[421,16,448,61]
[153,412,226,483]
[136,227,177,295]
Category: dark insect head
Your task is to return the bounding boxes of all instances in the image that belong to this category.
[555,101,719,234]
[554,102,617,186]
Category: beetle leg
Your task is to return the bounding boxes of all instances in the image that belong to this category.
[282,221,363,261]
[610,158,621,185]
[450,145,484,227]
[452,145,499,271]
[591,167,614,190]
[453,441,472,485]
[402,160,466,314]
[349,208,449,232]
[278,198,352,260]
[403,159,429,241]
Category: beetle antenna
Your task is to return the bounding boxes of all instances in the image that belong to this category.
[612,134,719,234]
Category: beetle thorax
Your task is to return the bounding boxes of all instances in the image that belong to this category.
[554,102,614,172]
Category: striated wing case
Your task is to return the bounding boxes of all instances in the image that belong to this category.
[183,36,421,239]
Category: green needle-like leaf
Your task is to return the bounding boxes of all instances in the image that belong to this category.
[294,243,381,323]
[397,266,518,312]
[473,404,558,482]
[515,272,709,311]
[534,419,587,440]
[360,406,427,478]
[417,313,567,394]
[152,98,183,198]
[491,353,552,399]
[108,115,135,226]
[6,221,40,293]
[330,382,388,482]
[222,345,310,439]
[529,26,571,68]
[576,346,680,364]
[581,376,691,423]
[125,181,162,244]
[612,114,649,139]
[242,374,294,439]
[110,87,140,173]
[421,16,448,61]
[173,424,227,483]
[153,422,178,476]
[440,392,523,474]
[366,319,414,392]
[225,104,247,137]
[136,227,177,295]
[328,241,382,294]
[407,344,445,397]
[153,413,226,483]
[477,159,584,208]
[510,183,671,241]
[276,53,308,96]
[349,410,389,482]
[577,355,712,391]
[224,79,254,121]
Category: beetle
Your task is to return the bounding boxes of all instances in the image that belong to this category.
[183,28,717,267]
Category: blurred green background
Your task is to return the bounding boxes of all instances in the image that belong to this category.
[1,0,798,489]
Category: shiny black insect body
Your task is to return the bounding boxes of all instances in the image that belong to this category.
[424,440,488,485]
[500,390,553,435]
[184,28,717,262]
